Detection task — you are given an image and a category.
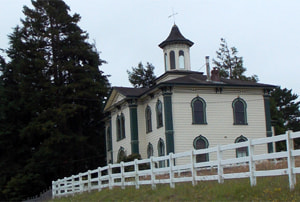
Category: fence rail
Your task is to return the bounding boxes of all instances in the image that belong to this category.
[52,131,300,198]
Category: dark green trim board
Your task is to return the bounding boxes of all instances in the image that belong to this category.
[162,87,174,154]
[264,94,273,153]
[129,100,139,154]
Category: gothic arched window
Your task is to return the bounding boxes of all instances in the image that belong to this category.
[158,138,165,167]
[193,135,209,162]
[235,135,248,157]
[232,98,247,125]
[170,51,176,69]
[179,50,185,69]
[191,97,207,124]
[145,106,152,133]
[147,143,154,158]
[156,100,163,128]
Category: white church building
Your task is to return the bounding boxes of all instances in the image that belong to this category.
[103,24,275,165]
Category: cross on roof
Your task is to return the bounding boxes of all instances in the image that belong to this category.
[168,9,178,24]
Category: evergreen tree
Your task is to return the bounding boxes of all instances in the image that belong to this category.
[127,62,156,88]
[0,0,110,200]
[213,38,258,82]
[270,87,300,151]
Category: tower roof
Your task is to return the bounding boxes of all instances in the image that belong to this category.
[159,24,194,49]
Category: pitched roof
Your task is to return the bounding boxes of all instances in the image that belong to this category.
[159,24,194,48]
[160,71,276,88]
[113,87,148,97]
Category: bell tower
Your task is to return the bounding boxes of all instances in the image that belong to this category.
[159,24,194,72]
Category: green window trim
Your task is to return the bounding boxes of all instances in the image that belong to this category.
[235,135,249,157]
[106,125,112,151]
[156,100,163,128]
[145,105,152,133]
[232,97,248,125]
[193,135,209,162]
[191,96,207,124]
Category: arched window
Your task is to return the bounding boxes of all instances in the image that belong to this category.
[120,113,125,139]
[164,53,168,71]
[191,97,207,124]
[116,113,125,141]
[170,51,176,69]
[193,135,209,162]
[179,50,185,69]
[235,135,248,157]
[158,138,165,167]
[117,147,126,163]
[145,106,152,133]
[106,126,112,151]
[156,100,163,128]
[232,98,247,125]
[116,115,121,141]
[147,143,154,158]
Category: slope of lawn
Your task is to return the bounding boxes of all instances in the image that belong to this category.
[50,175,300,201]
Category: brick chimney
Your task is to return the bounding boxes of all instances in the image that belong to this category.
[211,67,220,81]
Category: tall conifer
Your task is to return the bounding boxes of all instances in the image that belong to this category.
[0,0,110,200]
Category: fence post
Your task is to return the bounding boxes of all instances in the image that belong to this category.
[150,156,156,190]
[79,173,83,193]
[134,159,140,189]
[169,153,175,188]
[71,175,75,196]
[121,162,125,189]
[191,150,197,186]
[108,164,113,190]
[98,167,102,191]
[217,145,224,184]
[286,130,296,190]
[52,181,56,199]
[87,170,91,192]
[248,139,256,186]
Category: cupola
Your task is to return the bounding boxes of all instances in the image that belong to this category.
[159,24,194,72]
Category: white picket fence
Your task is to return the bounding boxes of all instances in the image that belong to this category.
[52,131,300,198]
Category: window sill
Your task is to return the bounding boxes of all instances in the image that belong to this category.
[233,123,248,125]
[117,137,126,142]
[192,123,208,125]
[146,130,153,134]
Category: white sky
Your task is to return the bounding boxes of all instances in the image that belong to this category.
[1,0,299,97]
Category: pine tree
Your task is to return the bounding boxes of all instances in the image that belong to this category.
[127,62,156,88]
[0,0,110,200]
[213,38,258,82]
[270,87,300,151]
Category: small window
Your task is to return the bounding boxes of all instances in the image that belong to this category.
[158,138,165,167]
[232,98,247,125]
[191,97,207,124]
[156,100,163,128]
[145,106,152,133]
[193,135,209,162]
[147,143,154,158]
[179,50,185,69]
[117,147,126,163]
[170,51,176,69]
[235,135,248,157]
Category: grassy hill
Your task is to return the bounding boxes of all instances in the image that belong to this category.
[50,175,300,201]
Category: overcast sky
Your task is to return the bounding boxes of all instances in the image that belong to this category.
[1,0,299,96]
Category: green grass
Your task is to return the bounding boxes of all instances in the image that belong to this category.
[50,176,300,201]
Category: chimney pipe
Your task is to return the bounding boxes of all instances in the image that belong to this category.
[205,56,211,81]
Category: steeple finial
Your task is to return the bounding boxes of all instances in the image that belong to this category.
[168,9,178,24]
